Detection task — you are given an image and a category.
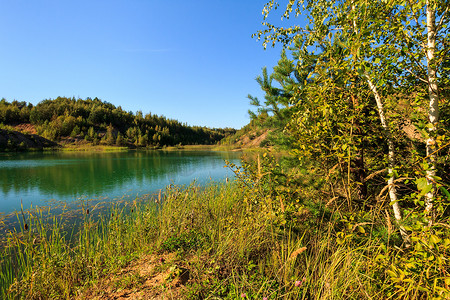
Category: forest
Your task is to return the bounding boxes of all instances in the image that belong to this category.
[0,96,235,150]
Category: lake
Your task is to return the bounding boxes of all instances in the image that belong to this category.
[0,150,242,215]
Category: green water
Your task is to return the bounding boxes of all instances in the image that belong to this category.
[0,150,242,214]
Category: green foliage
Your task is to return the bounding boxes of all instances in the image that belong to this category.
[105,123,116,145]
[0,97,236,148]
[247,1,450,298]
[161,230,207,252]
[1,2,449,299]
[115,132,124,146]
[70,125,81,138]
[1,199,159,299]
[1,156,448,299]
[0,99,31,124]
[375,227,450,299]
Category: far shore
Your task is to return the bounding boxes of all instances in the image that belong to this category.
[1,143,268,153]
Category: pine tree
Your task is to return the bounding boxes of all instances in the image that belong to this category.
[116,132,124,146]
[106,123,115,145]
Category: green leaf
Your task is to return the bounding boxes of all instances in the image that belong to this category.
[393,169,399,178]
[416,177,428,190]
[386,270,397,278]
[375,254,386,262]
[430,234,441,245]
[439,186,450,199]
[356,66,364,76]
[420,184,433,195]
[431,175,441,181]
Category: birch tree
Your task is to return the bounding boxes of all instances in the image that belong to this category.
[354,0,449,224]
[255,0,449,239]
[255,0,410,241]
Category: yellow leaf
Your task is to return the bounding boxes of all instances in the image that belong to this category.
[430,234,441,244]
[387,269,397,278]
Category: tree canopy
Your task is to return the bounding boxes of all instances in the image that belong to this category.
[0,97,235,149]
[247,1,449,297]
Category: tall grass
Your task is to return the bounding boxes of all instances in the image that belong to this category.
[1,177,443,299]
[0,197,159,299]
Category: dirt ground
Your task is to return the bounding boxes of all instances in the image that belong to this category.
[233,129,270,149]
[14,123,38,134]
[74,252,191,300]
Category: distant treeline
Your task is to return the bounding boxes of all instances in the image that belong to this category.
[0,97,235,147]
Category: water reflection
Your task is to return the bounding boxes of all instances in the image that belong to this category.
[0,150,241,213]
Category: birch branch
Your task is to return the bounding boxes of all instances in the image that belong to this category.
[405,68,429,84]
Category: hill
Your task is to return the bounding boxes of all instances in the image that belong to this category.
[0,128,58,151]
[0,97,236,150]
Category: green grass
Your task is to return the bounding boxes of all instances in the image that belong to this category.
[163,144,216,151]
[0,197,157,299]
[60,145,129,152]
[1,177,448,299]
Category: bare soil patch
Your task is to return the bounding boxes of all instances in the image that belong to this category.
[74,252,191,300]
[14,123,38,134]
[234,129,270,149]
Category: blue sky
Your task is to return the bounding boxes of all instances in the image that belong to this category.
[0,1,305,129]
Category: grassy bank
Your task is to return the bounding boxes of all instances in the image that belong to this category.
[41,144,217,152]
[61,143,257,152]
[1,163,448,299]
[2,143,218,153]
[60,144,130,152]
[0,182,367,299]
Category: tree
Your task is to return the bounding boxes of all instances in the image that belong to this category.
[254,0,449,243]
[87,126,95,141]
[116,132,125,146]
[70,125,81,138]
[105,123,116,145]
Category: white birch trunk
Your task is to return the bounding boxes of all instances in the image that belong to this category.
[425,1,439,224]
[366,73,410,244]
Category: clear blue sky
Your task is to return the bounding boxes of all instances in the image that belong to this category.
[0,1,305,129]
